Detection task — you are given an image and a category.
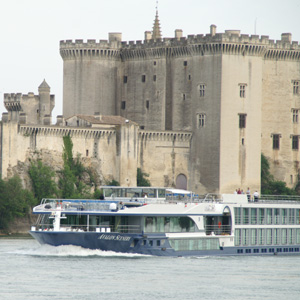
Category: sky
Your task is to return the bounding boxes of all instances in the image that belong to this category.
[0,0,299,121]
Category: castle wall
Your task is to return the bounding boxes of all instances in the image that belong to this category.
[138,130,192,188]
[262,58,300,187]
[220,54,262,193]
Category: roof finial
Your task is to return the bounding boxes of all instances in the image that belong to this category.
[152,0,162,40]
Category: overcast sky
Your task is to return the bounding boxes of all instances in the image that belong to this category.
[0,0,299,121]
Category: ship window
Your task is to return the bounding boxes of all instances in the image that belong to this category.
[242,229,248,246]
[276,248,282,253]
[266,229,272,245]
[243,208,249,224]
[289,209,295,224]
[282,209,288,224]
[169,238,219,251]
[143,240,147,246]
[234,208,241,225]
[266,208,273,224]
[269,248,274,253]
[274,208,280,225]
[251,208,257,225]
[250,229,257,245]
[297,229,300,244]
[157,240,161,247]
[274,229,280,245]
[254,249,259,253]
[237,249,243,254]
[245,249,251,253]
[259,208,265,225]
[295,248,299,252]
[258,229,265,245]
[282,229,287,244]
[261,249,267,253]
[149,240,153,246]
[234,229,241,246]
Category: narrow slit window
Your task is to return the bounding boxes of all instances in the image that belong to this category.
[273,134,280,150]
[239,114,247,128]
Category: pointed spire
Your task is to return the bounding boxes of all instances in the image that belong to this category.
[38,79,50,90]
[152,1,162,40]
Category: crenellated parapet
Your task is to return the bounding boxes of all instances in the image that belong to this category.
[139,130,192,142]
[60,38,122,60]
[19,124,116,139]
[4,93,23,111]
[62,26,299,62]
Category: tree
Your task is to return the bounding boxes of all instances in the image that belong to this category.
[137,168,151,186]
[261,153,296,195]
[0,176,34,230]
[58,135,91,198]
[28,159,58,203]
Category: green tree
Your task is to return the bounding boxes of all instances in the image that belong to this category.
[137,168,151,186]
[28,159,58,203]
[261,153,296,195]
[58,135,91,198]
[0,176,34,230]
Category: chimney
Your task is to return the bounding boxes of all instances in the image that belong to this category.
[210,24,217,36]
[175,29,183,40]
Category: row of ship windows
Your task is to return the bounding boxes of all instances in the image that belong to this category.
[234,228,300,246]
[237,247,300,254]
[234,207,300,225]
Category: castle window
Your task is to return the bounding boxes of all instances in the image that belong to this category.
[293,80,299,95]
[292,135,299,150]
[188,74,191,80]
[184,61,187,66]
[123,76,128,84]
[121,101,126,110]
[239,114,247,128]
[293,109,298,123]
[86,150,89,157]
[239,84,247,98]
[154,61,157,66]
[146,100,150,110]
[153,75,156,82]
[142,75,146,82]
[199,84,206,97]
[182,94,186,100]
[272,134,280,150]
[197,113,206,128]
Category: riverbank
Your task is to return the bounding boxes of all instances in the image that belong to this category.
[0,233,32,239]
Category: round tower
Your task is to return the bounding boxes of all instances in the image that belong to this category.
[60,36,122,119]
[38,79,51,123]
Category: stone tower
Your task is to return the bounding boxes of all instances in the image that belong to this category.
[3,79,54,125]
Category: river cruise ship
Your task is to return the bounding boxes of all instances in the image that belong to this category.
[30,187,300,256]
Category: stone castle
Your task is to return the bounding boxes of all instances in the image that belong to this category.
[1,10,300,194]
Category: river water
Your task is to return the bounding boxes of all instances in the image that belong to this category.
[0,238,300,300]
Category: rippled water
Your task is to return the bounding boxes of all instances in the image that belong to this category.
[1,238,300,300]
